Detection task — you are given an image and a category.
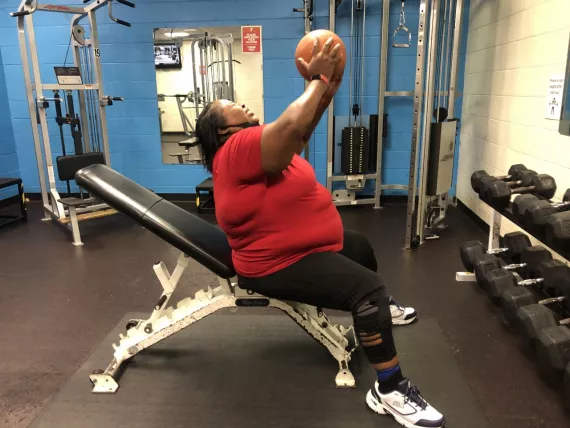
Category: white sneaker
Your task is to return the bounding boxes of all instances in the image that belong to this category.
[366,379,445,428]
[390,296,417,325]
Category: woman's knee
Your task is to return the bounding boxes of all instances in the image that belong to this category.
[351,287,396,363]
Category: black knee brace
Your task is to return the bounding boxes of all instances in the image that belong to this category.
[352,290,397,363]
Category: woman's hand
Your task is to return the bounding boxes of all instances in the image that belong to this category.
[296,37,342,81]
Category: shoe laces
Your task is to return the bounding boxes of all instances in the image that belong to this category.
[404,384,428,410]
[389,296,404,311]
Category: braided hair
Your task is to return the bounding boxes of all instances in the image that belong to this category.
[195,101,229,173]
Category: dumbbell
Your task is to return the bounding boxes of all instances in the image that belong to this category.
[459,231,531,272]
[518,299,570,354]
[500,260,570,325]
[545,211,570,251]
[477,170,538,202]
[489,258,565,306]
[485,174,557,211]
[470,164,528,193]
[512,189,570,235]
[473,245,552,290]
[524,305,570,379]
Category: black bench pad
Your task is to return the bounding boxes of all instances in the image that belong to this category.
[0,177,22,189]
[75,164,235,278]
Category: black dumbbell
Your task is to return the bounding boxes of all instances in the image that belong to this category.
[485,174,557,211]
[459,231,531,272]
[489,258,566,305]
[528,306,570,379]
[545,211,570,251]
[474,245,552,289]
[500,260,570,325]
[513,189,570,235]
[518,297,570,353]
[470,164,528,193]
[477,170,538,202]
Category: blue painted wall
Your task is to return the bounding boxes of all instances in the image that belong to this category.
[0,47,18,199]
[0,0,468,196]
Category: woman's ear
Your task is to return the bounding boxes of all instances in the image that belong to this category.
[217,127,230,136]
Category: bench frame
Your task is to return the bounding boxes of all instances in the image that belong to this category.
[90,252,359,393]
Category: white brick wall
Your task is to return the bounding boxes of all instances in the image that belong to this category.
[458,0,570,244]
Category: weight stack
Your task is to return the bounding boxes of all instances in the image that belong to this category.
[341,126,369,175]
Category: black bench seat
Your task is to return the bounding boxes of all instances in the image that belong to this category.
[75,164,235,278]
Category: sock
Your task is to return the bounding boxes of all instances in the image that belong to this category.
[376,364,404,394]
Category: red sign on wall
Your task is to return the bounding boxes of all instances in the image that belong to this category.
[241,26,262,54]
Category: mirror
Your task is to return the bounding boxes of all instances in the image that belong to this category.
[153,26,264,164]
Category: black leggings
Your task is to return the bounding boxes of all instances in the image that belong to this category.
[238,230,397,365]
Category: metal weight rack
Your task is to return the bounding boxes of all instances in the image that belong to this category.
[11,0,134,245]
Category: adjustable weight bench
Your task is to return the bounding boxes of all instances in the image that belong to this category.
[75,164,358,394]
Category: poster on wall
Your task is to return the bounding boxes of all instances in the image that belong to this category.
[241,26,262,54]
[546,74,565,120]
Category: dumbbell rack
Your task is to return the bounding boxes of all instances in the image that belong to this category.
[456,209,503,282]
[457,189,570,405]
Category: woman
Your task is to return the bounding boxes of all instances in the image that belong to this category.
[195,37,445,428]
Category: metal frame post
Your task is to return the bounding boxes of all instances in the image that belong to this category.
[85,10,111,167]
[447,0,463,119]
[72,40,92,153]
[16,15,50,216]
[405,0,429,249]
[326,0,336,193]
[415,0,441,246]
[488,209,501,250]
[373,0,390,209]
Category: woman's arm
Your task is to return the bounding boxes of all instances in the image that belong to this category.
[297,79,343,154]
[260,38,341,173]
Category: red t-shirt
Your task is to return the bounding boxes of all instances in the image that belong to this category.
[212,125,343,277]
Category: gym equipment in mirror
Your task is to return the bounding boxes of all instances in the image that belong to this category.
[153,26,264,165]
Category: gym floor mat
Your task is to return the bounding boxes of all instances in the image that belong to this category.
[30,313,489,428]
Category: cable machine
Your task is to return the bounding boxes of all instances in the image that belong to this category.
[326,0,464,248]
[11,0,134,245]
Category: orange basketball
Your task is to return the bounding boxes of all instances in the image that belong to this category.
[295,29,346,81]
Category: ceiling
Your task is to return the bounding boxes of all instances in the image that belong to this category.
[154,26,245,42]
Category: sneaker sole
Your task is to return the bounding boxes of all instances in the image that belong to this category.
[365,390,444,428]
[392,314,417,326]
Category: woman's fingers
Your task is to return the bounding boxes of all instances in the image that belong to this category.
[311,37,319,58]
[322,37,334,53]
[330,43,341,58]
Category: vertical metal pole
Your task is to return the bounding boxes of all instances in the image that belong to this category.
[73,42,91,152]
[436,0,447,117]
[87,10,111,167]
[359,0,366,127]
[191,40,200,116]
[348,0,354,125]
[16,15,50,214]
[416,0,441,245]
[26,14,64,216]
[374,0,390,209]
[488,209,501,250]
[326,0,336,193]
[442,0,454,110]
[227,42,235,101]
[68,207,84,246]
[404,0,429,249]
[447,0,463,118]
[304,0,312,162]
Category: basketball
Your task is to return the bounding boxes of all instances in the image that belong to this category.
[295,29,346,81]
